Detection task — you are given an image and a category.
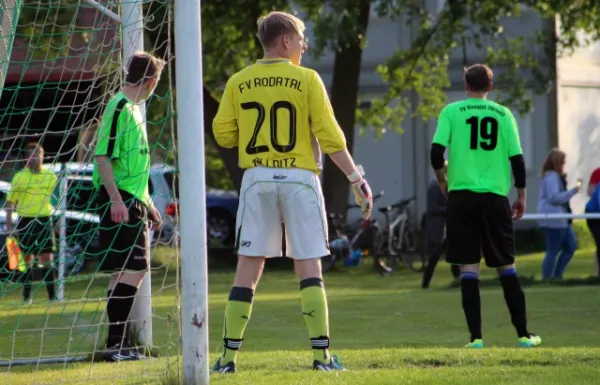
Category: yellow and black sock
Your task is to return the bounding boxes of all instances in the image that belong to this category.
[220,286,254,365]
[300,277,331,363]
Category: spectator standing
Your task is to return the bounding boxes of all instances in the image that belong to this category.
[585,181,600,276]
[586,167,600,275]
[537,148,580,280]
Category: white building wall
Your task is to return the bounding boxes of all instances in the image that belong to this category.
[557,35,600,213]
[300,6,555,224]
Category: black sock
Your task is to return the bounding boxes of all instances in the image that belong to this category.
[106,283,138,347]
[499,269,529,338]
[460,272,482,341]
[42,268,56,300]
[22,269,32,300]
[105,289,131,344]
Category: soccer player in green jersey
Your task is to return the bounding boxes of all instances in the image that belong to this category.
[93,52,165,361]
[430,64,541,348]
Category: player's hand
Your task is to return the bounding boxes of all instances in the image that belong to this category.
[347,165,373,220]
[111,201,129,224]
[511,197,526,220]
[438,181,448,197]
[148,205,163,231]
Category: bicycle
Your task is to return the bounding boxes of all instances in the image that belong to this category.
[321,191,385,273]
[373,196,426,274]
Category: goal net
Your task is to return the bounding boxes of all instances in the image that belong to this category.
[0,0,182,383]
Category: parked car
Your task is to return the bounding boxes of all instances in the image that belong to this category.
[44,163,239,247]
[149,163,239,247]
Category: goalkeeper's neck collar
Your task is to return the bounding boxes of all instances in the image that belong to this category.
[257,58,291,65]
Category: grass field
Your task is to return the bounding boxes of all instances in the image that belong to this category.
[1,247,600,384]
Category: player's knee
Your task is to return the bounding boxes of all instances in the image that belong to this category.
[459,263,480,273]
[118,271,147,287]
[234,255,265,289]
[38,253,54,266]
[294,258,323,281]
[460,269,480,280]
[496,264,517,277]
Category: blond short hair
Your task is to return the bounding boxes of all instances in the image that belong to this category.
[257,11,305,49]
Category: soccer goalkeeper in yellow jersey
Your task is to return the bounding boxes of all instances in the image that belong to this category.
[211,11,373,374]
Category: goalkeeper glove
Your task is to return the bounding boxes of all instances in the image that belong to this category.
[347,165,373,220]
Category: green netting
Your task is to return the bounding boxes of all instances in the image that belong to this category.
[0,1,180,382]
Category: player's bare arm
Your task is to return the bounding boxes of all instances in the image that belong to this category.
[148,198,163,230]
[328,149,357,176]
[95,156,128,223]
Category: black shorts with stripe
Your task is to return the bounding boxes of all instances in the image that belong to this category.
[445,190,515,268]
[96,188,149,272]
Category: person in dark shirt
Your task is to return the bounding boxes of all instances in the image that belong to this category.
[422,171,460,289]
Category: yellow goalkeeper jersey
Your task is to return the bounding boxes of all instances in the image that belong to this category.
[212,58,347,173]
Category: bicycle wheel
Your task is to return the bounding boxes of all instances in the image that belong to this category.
[400,226,426,272]
[372,231,401,276]
[403,222,418,252]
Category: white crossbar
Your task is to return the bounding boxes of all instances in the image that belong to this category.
[82,0,122,24]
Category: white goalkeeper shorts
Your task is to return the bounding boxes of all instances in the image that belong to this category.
[235,166,329,260]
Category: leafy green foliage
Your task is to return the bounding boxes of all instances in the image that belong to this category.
[12,0,600,191]
[303,1,371,56]
[354,0,600,135]
[201,0,290,97]
[17,0,86,60]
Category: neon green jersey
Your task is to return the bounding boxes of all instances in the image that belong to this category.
[432,98,522,196]
[7,167,57,217]
[93,92,150,204]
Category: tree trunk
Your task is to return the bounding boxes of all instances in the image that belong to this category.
[202,87,243,192]
[321,0,371,218]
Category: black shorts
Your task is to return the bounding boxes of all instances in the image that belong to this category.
[446,190,515,268]
[96,188,149,272]
[16,216,56,257]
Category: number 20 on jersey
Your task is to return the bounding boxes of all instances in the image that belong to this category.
[242,100,297,154]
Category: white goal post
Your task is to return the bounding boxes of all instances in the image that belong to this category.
[0,0,22,101]
[174,0,210,383]
[0,1,205,379]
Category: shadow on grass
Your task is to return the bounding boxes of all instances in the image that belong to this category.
[447,275,600,289]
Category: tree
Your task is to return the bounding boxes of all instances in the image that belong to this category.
[306,0,600,215]
[302,1,372,217]
[14,0,600,207]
